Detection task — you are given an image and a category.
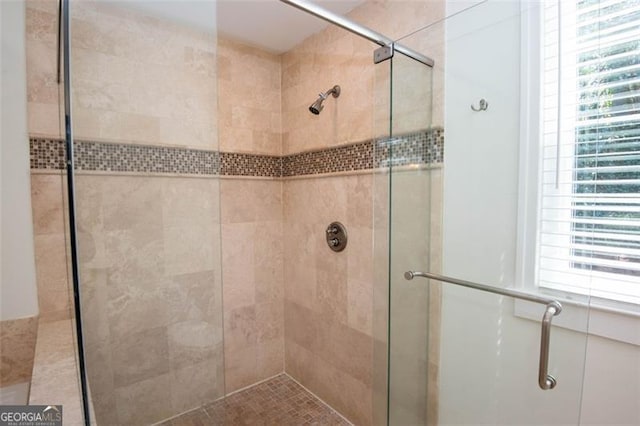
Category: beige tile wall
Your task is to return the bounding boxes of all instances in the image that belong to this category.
[386,168,442,425]
[281,29,373,154]
[26,0,218,149]
[281,0,445,155]
[26,1,224,424]
[218,38,282,156]
[220,178,284,393]
[28,319,83,424]
[283,174,374,425]
[30,173,72,322]
[349,0,446,129]
[25,1,445,425]
[76,175,224,425]
[280,2,445,425]
[0,316,39,389]
[216,39,285,393]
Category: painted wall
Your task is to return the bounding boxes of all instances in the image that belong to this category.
[441,1,640,424]
[1,0,39,323]
[0,0,40,405]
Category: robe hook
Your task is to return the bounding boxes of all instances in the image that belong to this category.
[471,99,489,112]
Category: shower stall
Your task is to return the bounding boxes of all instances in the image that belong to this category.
[20,0,638,424]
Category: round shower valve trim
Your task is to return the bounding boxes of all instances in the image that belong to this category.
[326,222,347,252]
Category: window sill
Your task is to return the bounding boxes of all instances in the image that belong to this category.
[514,296,640,346]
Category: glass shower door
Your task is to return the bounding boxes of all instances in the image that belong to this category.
[377,2,593,424]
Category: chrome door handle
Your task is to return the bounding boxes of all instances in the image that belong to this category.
[539,303,560,389]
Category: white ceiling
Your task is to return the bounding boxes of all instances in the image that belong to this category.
[113,0,364,54]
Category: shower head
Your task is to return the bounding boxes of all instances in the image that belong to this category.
[309,85,341,115]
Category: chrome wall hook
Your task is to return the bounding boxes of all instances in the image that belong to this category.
[471,98,489,112]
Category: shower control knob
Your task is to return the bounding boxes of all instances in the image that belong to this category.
[327,226,338,235]
[325,222,347,252]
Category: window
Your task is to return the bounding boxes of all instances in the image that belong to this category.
[537,0,640,306]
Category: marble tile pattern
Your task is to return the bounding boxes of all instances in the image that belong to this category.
[217,38,282,157]
[28,319,83,425]
[24,3,448,426]
[280,0,445,155]
[220,179,284,393]
[0,316,39,388]
[385,168,443,426]
[283,173,376,425]
[26,0,218,150]
[30,173,72,323]
[73,175,225,425]
[29,128,443,177]
[278,2,446,424]
[160,374,350,426]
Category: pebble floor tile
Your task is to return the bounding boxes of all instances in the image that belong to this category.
[159,374,351,426]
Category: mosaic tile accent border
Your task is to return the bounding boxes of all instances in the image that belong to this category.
[30,138,220,175]
[30,138,66,170]
[29,128,443,177]
[282,141,373,177]
[374,127,444,168]
[220,152,282,177]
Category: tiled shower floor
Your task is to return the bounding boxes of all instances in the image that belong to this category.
[161,374,350,426]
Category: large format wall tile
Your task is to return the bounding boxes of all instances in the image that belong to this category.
[26,0,218,149]
[221,179,284,393]
[218,38,281,156]
[74,175,224,424]
[30,174,71,322]
[0,316,39,389]
[25,1,445,424]
[284,173,375,425]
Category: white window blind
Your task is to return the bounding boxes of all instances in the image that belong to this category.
[538,0,640,305]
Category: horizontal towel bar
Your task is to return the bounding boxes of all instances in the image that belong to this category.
[405,270,562,390]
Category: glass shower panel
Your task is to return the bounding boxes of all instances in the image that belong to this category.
[372,49,436,424]
[69,2,223,424]
[386,53,437,426]
[372,54,392,426]
[379,2,594,424]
